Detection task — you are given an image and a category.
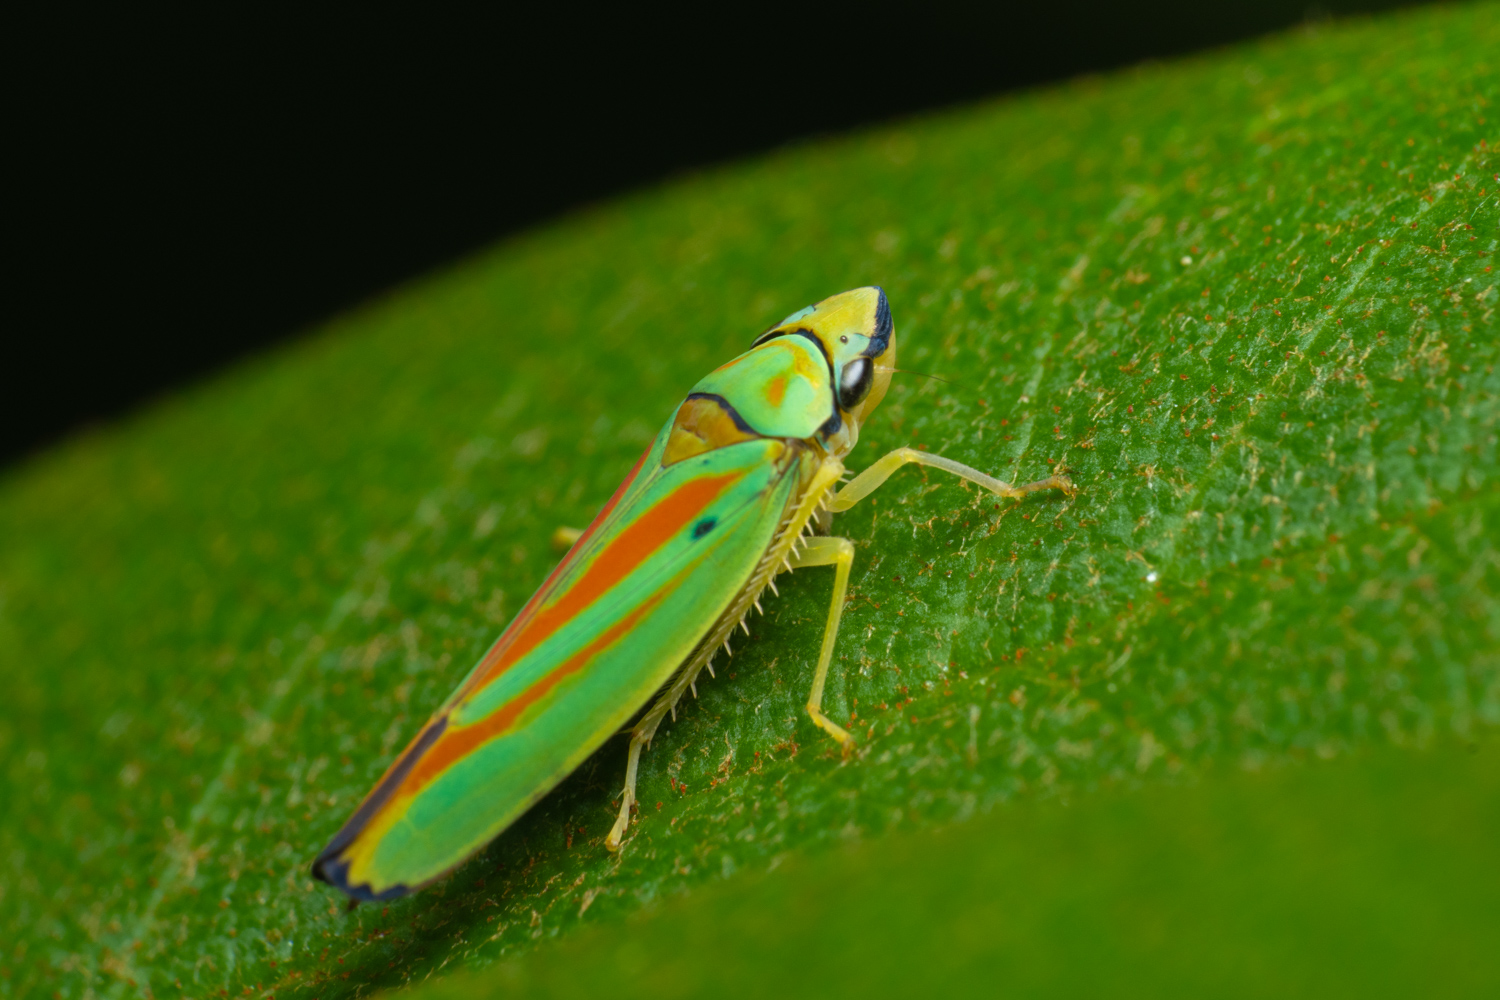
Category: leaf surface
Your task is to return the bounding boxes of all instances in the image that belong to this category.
[1,5,1497,997]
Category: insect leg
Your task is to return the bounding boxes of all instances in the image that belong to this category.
[605,730,649,851]
[550,526,584,552]
[828,446,1073,512]
[605,670,688,851]
[786,535,857,756]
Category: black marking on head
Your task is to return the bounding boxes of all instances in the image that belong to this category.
[683,392,760,435]
[864,287,892,359]
[692,517,717,539]
[787,328,835,379]
[752,308,811,348]
[750,329,782,348]
[818,410,843,438]
[310,713,450,900]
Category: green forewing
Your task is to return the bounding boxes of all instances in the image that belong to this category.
[313,407,816,898]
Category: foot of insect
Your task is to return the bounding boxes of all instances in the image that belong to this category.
[606,734,646,851]
[807,707,856,757]
[605,792,635,851]
[1005,471,1075,499]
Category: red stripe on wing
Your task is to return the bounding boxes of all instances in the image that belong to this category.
[403,589,668,794]
[443,444,650,707]
[462,466,742,695]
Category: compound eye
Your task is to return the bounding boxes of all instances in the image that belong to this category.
[838,357,874,410]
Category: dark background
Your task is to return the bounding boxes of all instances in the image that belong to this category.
[6,1,1423,469]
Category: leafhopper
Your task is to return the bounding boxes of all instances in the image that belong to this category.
[313,287,1071,900]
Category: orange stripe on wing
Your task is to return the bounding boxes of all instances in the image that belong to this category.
[313,447,676,872]
[472,444,651,670]
[403,590,668,795]
[463,467,743,694]
[560,445,650,565]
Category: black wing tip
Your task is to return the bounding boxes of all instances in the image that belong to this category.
[310,849,412,903]
[305,714,450,901]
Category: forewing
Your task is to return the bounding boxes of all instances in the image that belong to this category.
[314,427,813,899]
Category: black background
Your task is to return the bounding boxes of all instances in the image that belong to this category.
[7,1,1421,469]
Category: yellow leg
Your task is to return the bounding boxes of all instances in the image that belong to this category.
[604,450,1063,845]
[787,536,857,755]
[550,526,584,552]
[605,731,647,851]
[828,446,1073,513]
[790,448,1067,755]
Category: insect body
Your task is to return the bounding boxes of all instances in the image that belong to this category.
[312,287,1071,900]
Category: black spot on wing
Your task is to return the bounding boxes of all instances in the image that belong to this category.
[692,517,717,539]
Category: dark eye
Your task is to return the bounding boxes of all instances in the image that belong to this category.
[839,357,874,409]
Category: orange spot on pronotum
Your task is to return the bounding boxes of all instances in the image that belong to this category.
[765,374,788,407]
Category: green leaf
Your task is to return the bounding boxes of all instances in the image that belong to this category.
[2,4,1496,997]
[419,741,1500,999]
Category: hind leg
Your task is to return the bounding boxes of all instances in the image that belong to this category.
[605,661,696,850]
[786,536,857,754]
[605,730,650,851]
